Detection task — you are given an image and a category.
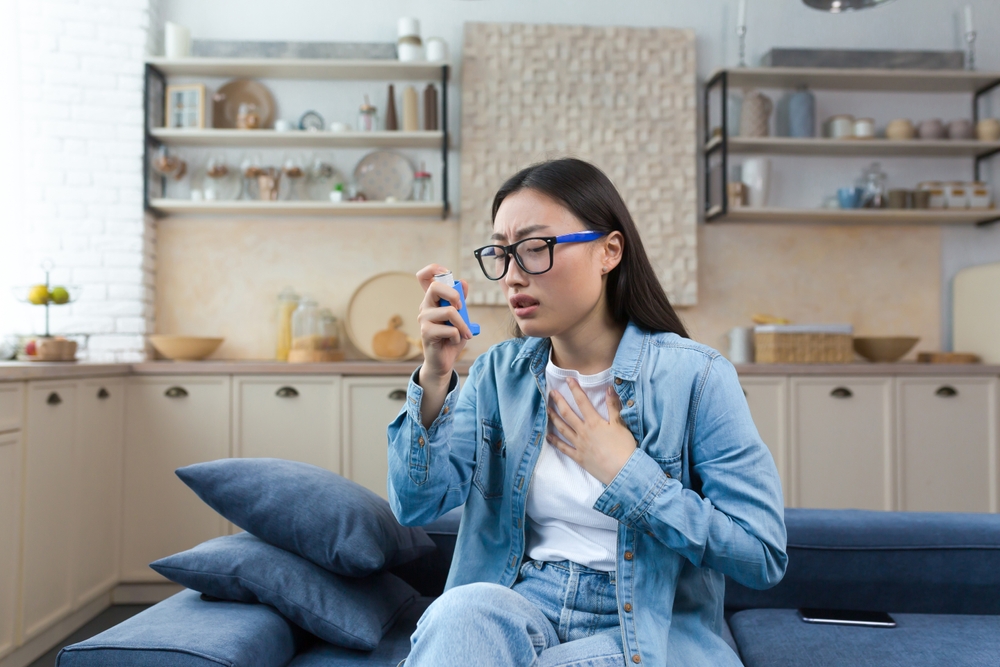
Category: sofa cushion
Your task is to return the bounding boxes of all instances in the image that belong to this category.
[57,589,301,667]
[176,459,435,577]
[151,533,418,650]
[725,509,1000,615]
[729,608,1000,667]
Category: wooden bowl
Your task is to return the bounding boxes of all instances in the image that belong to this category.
[853,336,920,363]
[149,335,224,361]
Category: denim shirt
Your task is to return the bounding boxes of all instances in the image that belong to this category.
[387,322,788,667]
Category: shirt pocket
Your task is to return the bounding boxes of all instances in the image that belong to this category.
[473,418,506,499]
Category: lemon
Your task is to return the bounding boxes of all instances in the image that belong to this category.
[27,284,50,305]
[50,286,69,304]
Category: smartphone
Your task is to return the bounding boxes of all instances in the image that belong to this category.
[798,608,896,628]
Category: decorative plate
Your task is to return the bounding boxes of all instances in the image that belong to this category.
[352,151,415,201]
[212,79,276,129]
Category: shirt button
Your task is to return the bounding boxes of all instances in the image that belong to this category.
[442,406,449,414]
[615,378,623,385]
[626,399,634,407]
[624,551,633,560]
[624,603,632,612]
[418,436,425,447]
[632,655,641,664]
[665,472,672,479]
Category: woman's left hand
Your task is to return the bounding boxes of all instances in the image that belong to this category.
[546,378,638,486]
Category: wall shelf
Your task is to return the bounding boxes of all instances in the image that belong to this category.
[150,128,447,149]
[707,136,1000,158]
[148,199,446,218]
[706,207,1000,226]
[709,67,1000,93]
[144,57,450,81]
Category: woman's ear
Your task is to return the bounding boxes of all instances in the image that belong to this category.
[602,231,624,272]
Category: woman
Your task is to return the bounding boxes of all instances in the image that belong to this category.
[388,158,787,667]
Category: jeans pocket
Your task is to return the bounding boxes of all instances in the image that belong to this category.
[473,419,506,498]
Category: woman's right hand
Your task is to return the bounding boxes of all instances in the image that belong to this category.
[416,264,473,385]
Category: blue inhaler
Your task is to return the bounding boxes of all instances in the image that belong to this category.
[434,271,480,336]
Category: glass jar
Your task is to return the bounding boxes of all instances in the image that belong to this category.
[275,287,300,361]
[413,167,433,201]
[318,308,340,351]
[857,162,887,209]
[357,95,379,132]
[291,296,322,352]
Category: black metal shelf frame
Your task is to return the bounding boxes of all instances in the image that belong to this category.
[703,69,1000,227]
[142,62,451,219]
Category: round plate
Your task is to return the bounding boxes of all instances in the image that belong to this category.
[353,151,414,201]
[212,79,276,129]
[346,272,425,361]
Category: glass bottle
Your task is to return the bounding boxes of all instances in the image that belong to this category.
[357,95,379,132]
[275,287,300,361]
[413,163,433,201]
[291,295,321,353]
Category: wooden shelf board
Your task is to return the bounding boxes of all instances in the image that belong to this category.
[706,207,1000,225]
[710,137,1000,157]
[150,128,447,148]
[145,58,449,81]
[709,67,1000,92]
[149,199,445,217]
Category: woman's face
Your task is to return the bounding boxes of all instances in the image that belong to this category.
[491,188,621,339]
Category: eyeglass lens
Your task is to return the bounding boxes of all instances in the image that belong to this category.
[479,238,551,279]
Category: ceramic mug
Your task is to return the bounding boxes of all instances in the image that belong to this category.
[886,118,915,140]
[727,327,755,364]
[853,117,875,139]
[947,119,974,140]
[975,118,1000,142]
[826,114,854,139]
[917,119,945,139]
[741,158,771,207]
[837,186,862,209]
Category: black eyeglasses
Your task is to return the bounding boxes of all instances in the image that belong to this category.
[473,231,608,281]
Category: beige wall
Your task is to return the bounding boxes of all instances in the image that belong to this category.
[155,217,941,362]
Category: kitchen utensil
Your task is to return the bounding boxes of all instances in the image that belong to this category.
[727,326,755,364]
[852,336,919,362]
[739,90,773,138]
[24,337,78,362]
[916,351,980,364]
[754,324,854,364]
[372,315,411,359]
[954,262,1000,364]
[885,118,915,140]
[947,119,974,139]
[213,79,275,129]
[917,118,945,139]
[281,155,305,200]
[788,86,815,138]
[824,114,854,139]
[853,117,875,139]
[306,157,342,200]
[286,295,343,362]
[346,272,425,361]
[274,119,293,132]
[976,118,1000,141]
[236,102,261,129]
[741,157,770,207]
[353,150,415,201]
[149,335,224,361]
[837,186,862,209]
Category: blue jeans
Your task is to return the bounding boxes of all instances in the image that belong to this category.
[405,560,625,667]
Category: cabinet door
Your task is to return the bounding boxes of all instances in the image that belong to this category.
[342,376,416,499]
[0,382,24,433]
[21,380,77,641]
[72,378,124,606]
[233,376,341,472]
[897,377,998,513]
[122,377,230,582]
[0,430,22,659]
[739,377,789,507]
[790,377,895,511]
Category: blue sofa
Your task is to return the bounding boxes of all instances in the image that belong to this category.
[58,509,1000,666]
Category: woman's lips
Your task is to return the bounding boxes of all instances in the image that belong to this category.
[510,295,540,317]
[514,304,539,317]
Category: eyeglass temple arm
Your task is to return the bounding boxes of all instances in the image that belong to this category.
[555,231,607,243]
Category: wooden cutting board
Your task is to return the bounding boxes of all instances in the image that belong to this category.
[953,262,1000,364]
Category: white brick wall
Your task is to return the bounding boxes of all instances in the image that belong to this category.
[6,0,160,362]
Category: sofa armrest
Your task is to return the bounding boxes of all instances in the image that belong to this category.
[725,509,1000,615]
[57,590,303,667]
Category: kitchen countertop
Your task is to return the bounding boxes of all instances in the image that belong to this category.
[2,359,999,382]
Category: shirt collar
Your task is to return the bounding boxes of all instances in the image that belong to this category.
[511,321,649,382]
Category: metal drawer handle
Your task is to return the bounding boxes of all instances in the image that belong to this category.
[388,389,407,401]
[97,387,110,399]
[47,392,62,405]
[164,386,188,398]
[276,386,299,398]
[935,385,958,398]
[830,387,853,399]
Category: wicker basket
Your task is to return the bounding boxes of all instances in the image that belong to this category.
[754,325,854,364]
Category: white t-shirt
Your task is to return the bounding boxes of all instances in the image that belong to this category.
[524,350,620,571]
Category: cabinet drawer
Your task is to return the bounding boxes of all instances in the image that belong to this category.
[897,377,998,513]
[233,376,341,472]
[0,383,24,433]
[790,377,895,511]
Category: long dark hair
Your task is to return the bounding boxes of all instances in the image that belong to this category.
[492,158,690,339]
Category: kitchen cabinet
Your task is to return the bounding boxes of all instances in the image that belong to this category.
[72,378,124,607]
[233,376,341,472]
[790,377,895,511]
[122,376,230,582]
[740,377,790,506]
[896,377,999,513]
[0,382,24,433]
[21,380,77,641]
[342,377,412,499]
[0,428,22,659]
